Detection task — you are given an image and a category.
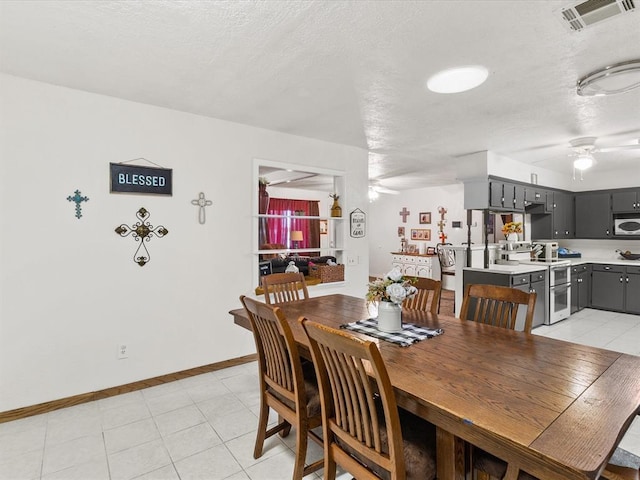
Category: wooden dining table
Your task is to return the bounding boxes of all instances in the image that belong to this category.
[229,294,640,480]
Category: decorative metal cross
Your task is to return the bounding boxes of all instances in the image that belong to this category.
[191,192,213,224]
[115,207,169,266]
[437,206,448,243]
[66,190,89,219]
[399,207,410,223]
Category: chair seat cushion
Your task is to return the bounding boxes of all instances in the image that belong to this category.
[474,449,538,480]
[338,404,437,480]
[268,361,321,418]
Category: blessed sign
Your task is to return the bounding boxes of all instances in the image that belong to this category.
[110,163,173,196]
[350,208,366,238]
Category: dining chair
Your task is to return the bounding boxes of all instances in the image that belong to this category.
[299,318,437,480]
[459,283,536,334]
[261,272,309,305]
[436,243,456,284]
[402,277,442,314]
[239,296,323,480]
[473,449,639,480]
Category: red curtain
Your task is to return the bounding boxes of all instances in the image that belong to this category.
[267,198,320,251]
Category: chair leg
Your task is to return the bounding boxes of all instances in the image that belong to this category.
[254,400,270,459]
[292,424,308,480]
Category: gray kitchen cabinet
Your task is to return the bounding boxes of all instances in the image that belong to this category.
[591,265,625,312]
[463,269,547,329]
[571,264,591,313]
[575,192,612,238]
[489,181,525,211]
[612,189,640,213]
[626,266,640,314]
[552,191,575,239]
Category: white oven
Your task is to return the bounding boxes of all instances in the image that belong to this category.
[548,262,571,324]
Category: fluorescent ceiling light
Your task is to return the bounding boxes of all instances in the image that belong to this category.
[574,154,594,170]
[427,65,489,93]
[577,59,640,96]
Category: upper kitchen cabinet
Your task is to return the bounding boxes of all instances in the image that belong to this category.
[552,191,575,239]
[575,192,612,238]
[466,178,526,211]
[612,189,640,212]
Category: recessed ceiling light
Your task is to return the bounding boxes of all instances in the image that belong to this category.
[427,65,489,93]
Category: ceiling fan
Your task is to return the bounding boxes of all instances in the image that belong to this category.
[569,136,640,173]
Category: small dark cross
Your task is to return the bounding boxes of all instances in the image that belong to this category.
[399,207,410,223]
[67,190,89,219]
[191,192,213,224]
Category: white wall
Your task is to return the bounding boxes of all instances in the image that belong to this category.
[368,183,484,278]
[0,74,369,411]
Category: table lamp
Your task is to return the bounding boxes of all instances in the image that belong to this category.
[291,230,303,250]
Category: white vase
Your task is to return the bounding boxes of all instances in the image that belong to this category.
[506,233,519,242]
[377,301,403,333]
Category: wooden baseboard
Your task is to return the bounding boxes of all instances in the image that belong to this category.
[0,353,258,424]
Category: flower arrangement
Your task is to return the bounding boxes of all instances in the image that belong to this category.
[501,221,523,235]
[258,176,270,186]
[366,268,417,305]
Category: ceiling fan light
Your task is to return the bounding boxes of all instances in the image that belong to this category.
[574,154,594,170]
[577,59,640,96]
[427,65,489,93]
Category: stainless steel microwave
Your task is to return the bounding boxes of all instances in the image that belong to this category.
[614,218,640,236]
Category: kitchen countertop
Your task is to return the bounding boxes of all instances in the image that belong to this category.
[464,264,548,275]
[464,257,640,274]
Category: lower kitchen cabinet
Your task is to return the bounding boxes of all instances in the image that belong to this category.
[571,264,591,314]
[627,266,640,314]
[463,269,547,329]
[591,264,638,313]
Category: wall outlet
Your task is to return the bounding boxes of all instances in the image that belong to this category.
[117,344,128,359]
[348,256,357,266]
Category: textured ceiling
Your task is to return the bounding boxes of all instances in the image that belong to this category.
[1,0,639,191]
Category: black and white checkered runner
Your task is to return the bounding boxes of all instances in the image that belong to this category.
[340,318,444,347]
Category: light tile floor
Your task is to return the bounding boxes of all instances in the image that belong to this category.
[1,308,639,480]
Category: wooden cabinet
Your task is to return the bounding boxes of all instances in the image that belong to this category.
[575,192,612,238]
[552,192,575,239]
[571,264,591,314]
[391,254,436,279]
[612,189,640,212]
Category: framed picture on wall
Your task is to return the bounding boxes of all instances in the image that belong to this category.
[320,219,328,234]
[398,226,405,237]
[411,228,431,241]
[419,212,431,224]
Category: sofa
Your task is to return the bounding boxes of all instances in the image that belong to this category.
[269,255,337,276]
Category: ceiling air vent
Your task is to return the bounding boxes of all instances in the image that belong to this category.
[559,0,636,31]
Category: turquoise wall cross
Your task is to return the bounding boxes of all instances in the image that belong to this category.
[67,190,89,219]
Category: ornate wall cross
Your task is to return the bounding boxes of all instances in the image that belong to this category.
[66,190,89,219]
[437,206,448,243]
[115,207,169,266]
[399,207,410,223]
[191,192,212,224]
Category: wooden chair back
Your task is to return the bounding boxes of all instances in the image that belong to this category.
[239,296,322,479]
[261,272,309,305]
[402,277,442,314]
[299,318,406,480]
[460,283,536,334]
